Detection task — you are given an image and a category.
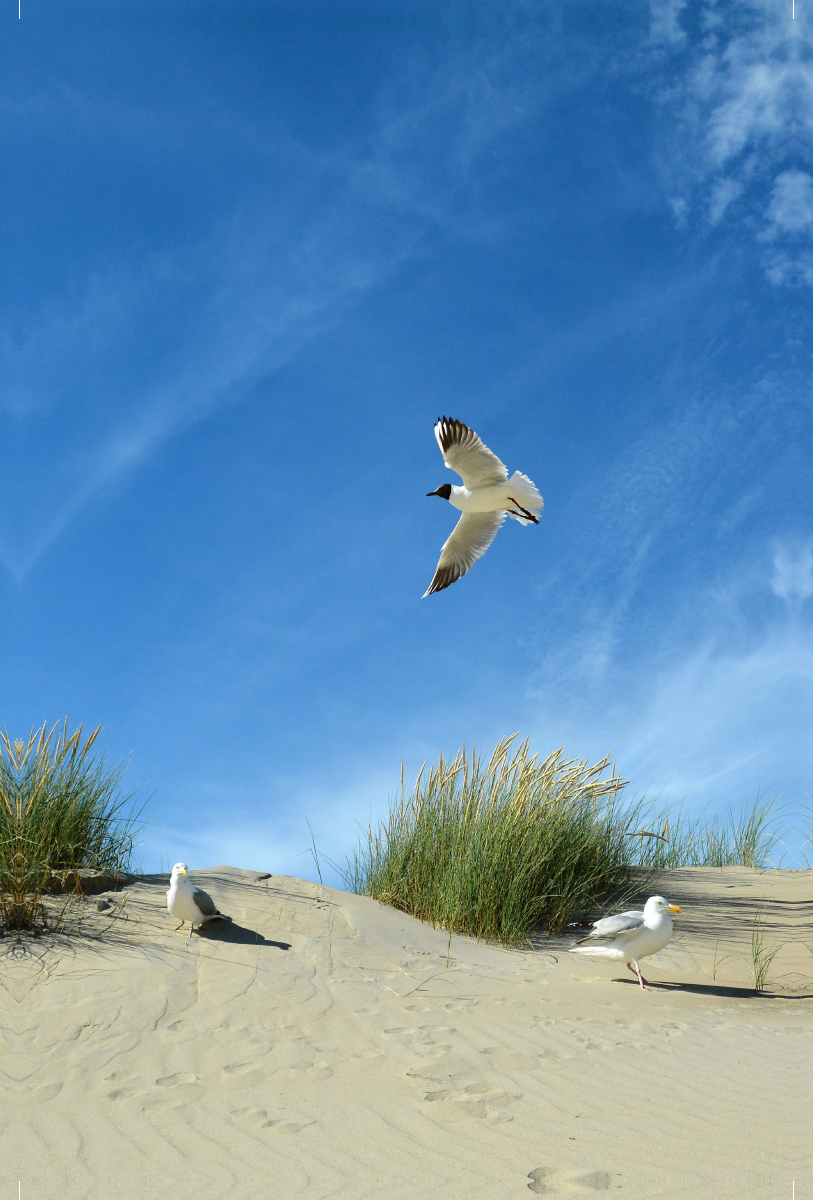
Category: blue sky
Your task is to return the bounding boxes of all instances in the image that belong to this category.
[2,0,811,877]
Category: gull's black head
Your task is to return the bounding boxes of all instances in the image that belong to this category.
[426,483,452,500]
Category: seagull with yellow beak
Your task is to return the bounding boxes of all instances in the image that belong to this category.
[167,863,228,938]
[569,895,682,991]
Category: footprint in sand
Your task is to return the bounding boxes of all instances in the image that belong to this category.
[480,1048,544,1072]
[142,1076,202,1107]
[382,1025,456,1045]
[443,999,476,1012]
[287,1065,333,1079]
[231,1106,268,1121]
[163,1021,199,1043]
[527,1165,616,1193]
[104,1072,141,1100]
[422,1082,519,1124]
[231,1106,315,1134]
[262,1117,316,1133]
[221,1061,268,1086]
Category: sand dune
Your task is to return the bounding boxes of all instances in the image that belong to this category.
[1,866,810,1198]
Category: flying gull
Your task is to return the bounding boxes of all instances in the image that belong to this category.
[568,895,682,991]
[167,863,229,938]
[423,416,543,596]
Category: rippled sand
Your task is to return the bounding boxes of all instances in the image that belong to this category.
[0,865,809,1198]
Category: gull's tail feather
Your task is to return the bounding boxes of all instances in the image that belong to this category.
[568,944,624,960]
[505,471,543,524]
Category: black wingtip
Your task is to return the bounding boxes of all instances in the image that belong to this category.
[422,564,462,596]
[434,416,473,456]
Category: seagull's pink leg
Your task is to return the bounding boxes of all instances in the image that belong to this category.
[175,921,185,931]
[627,960,649,991]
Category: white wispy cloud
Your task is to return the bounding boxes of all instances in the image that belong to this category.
[649,0,689,47]
[649,0,813,281]
[615,622,813,795]
[708,176,744,224]
[529,543,813,859]
[761,168,813,238]
[771,541,813,603]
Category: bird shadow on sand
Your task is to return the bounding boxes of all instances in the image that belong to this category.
[615,978,813,1000]
[195,919,291,950]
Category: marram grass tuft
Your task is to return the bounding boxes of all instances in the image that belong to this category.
[345,736,635,945]
[0,721,145,931]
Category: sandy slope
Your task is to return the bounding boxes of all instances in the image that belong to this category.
[0,866,810,1198]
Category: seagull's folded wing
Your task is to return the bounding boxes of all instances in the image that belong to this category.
[574,913,645,944]
[192,887,220,918]
[435,417,508,488]
[423,511,505,596]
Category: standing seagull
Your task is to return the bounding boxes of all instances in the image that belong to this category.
[568,895,682,991]
[167,863,229,938]
[423,416,543,596]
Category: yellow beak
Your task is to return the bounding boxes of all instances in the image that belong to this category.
[668,904,681,913]
[179,868,187,875]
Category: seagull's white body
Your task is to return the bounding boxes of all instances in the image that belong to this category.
[569,895,682,991]
[424,416,543,596]
[167,863,227,938]
[445,479,540,515]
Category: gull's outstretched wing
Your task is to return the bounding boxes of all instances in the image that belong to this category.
[573,912,645,944]
[192,887,221,918]
[423,511,505,596]
[434,417,508,489]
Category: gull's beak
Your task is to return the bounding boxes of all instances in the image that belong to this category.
[179,868,187,875]
[668,905,681,913]
[426,487,446,497]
